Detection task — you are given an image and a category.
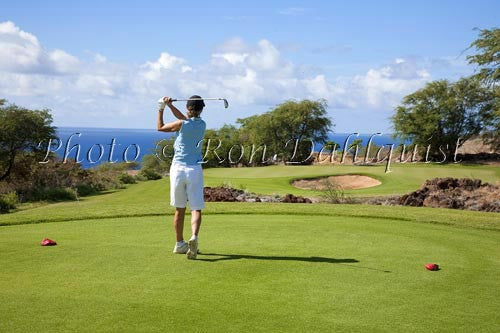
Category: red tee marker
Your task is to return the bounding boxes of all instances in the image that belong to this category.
[425,263,439,271]
[41,238,57,246]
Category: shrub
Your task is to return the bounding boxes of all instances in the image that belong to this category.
[0,197,10,213]
[32,187,77,201]
[1,153,136,203]
[140,153,169,179]
[140,169,162,180]
[75,184,98,197]
[84,169,124,191]
[0,192,18,213]
[321,179,352,204]
[96,161,140,173]
[134,173,147,182]
[119,173,137,184]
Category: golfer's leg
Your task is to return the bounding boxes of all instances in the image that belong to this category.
[173,207,186,242]
[185,165,204,259]
[170,163,188,242]
[191,210,202,237]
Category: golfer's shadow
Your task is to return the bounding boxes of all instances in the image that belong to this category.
[197,253,359,264]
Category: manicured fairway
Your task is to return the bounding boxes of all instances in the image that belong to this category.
[1,212,499,332]
[204,163,500,197]
[2,163,499,227]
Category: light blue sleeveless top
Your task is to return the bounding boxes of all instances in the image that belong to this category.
[173,117,206,165]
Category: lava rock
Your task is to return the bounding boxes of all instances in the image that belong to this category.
[203,186,244,202]
[203,186,312,204]
[282,193,312,203]
[399,178,500,212]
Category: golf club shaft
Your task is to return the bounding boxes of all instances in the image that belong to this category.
[171,98,223,101]
[170,97,229,108]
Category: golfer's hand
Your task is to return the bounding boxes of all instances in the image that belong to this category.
[164,97,174,107]
[158,97,166,111]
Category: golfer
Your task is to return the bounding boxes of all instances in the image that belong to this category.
[157,95,206,260]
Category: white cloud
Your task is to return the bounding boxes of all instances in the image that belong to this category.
[0,21,465,130]
[212,52,249,66]
[214,37,249,53]
[352,58,431,108]
[0,21,41,71]
[48,49,79,74]
[303,75,331,99]
[140,52,188,81]
[0,21,79,74]
[75,75,116,96]
[247,39,282,71]
[0,73,63,96]
[94,53,107,63]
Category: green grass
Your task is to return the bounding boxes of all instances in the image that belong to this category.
[1,163,499,331]
[1,213,499,332]
[204,163,500,197]
[1,179,499,230]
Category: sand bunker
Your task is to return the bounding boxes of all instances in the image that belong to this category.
[292,175,381,190]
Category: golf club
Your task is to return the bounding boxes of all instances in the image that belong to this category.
[171,97,229,109]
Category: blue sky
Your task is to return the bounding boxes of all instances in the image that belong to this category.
[1,1,498,132]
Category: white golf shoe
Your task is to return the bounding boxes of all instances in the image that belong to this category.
[187,238,198,260]
[173,242,189,254]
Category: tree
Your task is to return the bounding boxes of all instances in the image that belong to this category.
[199,125,242,167]
[392,78,496,159]
[237,99,333,164]
[215,125,242,167]
[348,139,363,150]
[467,28,500,85]
[236,113,277,165]
[466,28,500,151]
[141,137,175,175]
[0,100,57,181]
[481,87,500,151]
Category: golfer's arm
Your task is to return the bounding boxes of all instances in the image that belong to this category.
[157,109,165,130]
[168,105,188,120]
[158,118,182,132]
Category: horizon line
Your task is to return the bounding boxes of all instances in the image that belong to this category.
[55,125,395,135]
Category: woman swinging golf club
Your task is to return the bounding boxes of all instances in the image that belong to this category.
[157,95,206,260]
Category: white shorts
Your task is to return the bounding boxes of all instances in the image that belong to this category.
[169,162,205,210]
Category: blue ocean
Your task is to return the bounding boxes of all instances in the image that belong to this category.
[51,127,404,168]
